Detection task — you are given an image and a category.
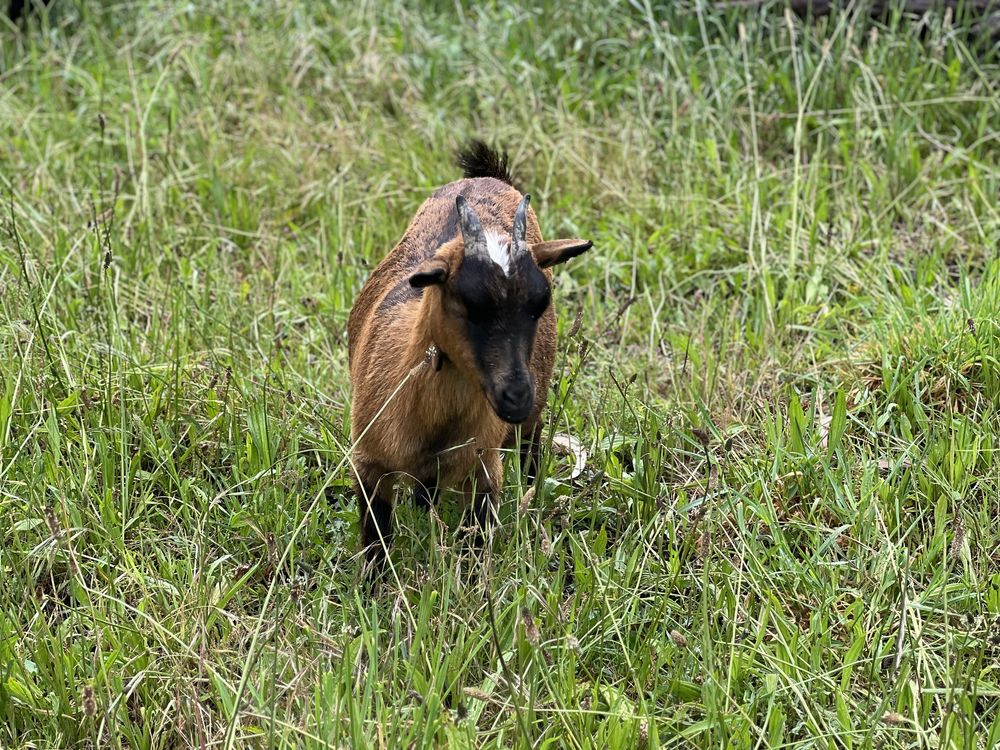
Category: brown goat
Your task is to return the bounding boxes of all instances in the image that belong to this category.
[347,142,592,568]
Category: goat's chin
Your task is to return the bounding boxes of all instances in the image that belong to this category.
[497,411,529,425]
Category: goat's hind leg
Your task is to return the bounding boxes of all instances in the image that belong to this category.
[505,421,545,481]
[412,479,438,511]
[518,422,545,481]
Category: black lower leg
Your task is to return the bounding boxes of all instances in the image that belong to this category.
[519,425,544,480]
[412,482,437,511]
[359,485,393,569]
[472,490,497,545]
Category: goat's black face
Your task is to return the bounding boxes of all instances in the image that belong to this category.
[449,252,551,423]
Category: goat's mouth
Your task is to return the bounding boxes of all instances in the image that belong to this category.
[496,404,532,424]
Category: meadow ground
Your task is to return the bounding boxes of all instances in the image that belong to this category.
[1,1,999,748]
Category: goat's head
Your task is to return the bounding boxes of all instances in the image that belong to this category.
[409,194,592,424]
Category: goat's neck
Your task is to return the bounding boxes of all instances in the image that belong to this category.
[403,312,438,371]
[403,314,482,423]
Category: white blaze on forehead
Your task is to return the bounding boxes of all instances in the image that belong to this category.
[484,229,511,276]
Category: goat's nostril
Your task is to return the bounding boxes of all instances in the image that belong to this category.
[500,381,533,416]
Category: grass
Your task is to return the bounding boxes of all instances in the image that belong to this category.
[1,0,999,747]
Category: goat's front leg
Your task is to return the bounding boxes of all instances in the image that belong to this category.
[355,460,395,570]
[469,450,502,542]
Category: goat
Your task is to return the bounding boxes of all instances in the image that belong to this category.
[347,141,592,568]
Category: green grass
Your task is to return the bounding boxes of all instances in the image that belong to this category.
[2,1,999,747]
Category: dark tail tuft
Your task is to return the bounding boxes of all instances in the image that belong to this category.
[457,139,516,187]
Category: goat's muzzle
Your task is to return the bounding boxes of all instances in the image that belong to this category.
[494,376,534,424]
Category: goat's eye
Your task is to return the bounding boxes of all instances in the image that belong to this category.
[527,295,550,320]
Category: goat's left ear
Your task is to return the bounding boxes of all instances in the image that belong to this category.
[531,239,593,269]
[409,257,450,288]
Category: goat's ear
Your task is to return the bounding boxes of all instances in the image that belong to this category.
[531,239,593,269]
[409,257,450,288]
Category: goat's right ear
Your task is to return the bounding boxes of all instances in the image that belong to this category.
[409,257,450,288]
[531,239,593,269]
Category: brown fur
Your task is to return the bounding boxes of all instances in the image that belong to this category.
[348,177,584,566]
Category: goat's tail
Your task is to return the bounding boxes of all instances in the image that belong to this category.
[457,139,516,188]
